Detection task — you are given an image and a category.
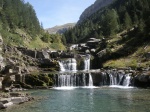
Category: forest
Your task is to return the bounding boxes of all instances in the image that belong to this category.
[0,0,64,50]
[64,0,150,44]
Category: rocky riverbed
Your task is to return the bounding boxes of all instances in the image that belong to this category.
[0,92,34,109]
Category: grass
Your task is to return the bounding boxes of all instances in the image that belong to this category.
[103,58,139,68]
[1,27,66,50]
[102,31,150,68]
[25,37,50,49]
[25,37,66,50]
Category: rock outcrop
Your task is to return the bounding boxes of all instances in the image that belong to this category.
[78,0,113,24]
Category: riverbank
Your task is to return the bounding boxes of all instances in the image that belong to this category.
[0,92,34,110]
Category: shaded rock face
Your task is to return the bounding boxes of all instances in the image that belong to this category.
[78,0,113,24]
[17,47,50,59]
[36,50,49,59]
[132,74,150,88]
[17,47,36,58]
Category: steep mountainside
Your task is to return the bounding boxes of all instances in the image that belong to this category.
[78,0,113,24]
[0,0,65,50]
[64,0,150,68]
[45,23,76,34]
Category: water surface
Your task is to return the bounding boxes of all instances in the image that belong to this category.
[2,87,150,112]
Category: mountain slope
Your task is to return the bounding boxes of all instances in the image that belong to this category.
[45,23,75,34]
[78,0,113,24]
[0,0,65,50]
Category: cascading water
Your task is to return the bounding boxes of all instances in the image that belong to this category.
[58,61,65,72]
[88,73,93,86]
[54,73,94,87]
[58,58,77,71]
[91,70,132,88]
[84,55,90,70]
[55,57,94,89]
[122,73,131,86]
[106,71,132,88]
[56,54,132,89]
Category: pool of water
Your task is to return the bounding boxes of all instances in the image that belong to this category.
[2,87,150,112]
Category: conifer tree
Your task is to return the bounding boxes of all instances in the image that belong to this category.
[124,12,132,29]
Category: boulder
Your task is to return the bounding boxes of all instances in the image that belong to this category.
[36,50,49,59]
[144,52,150,60]
[0,102,5,109]
[10,97,27,104]
[97,49,107,58]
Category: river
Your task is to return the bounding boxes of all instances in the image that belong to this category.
[2,87,150,112]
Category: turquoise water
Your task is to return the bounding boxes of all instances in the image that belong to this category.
[2,87,150,112]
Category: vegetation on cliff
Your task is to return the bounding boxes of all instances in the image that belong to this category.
[25,73,54,88]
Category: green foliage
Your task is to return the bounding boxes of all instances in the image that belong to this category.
[41,33,62,43]
[41,32,52,43]
[0,0,42,37]
[103,9,119,36]
[123,12,132,29]
[61,35,67,45]
[25,73,54,87]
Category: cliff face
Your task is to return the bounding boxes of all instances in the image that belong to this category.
[78,0,113,24]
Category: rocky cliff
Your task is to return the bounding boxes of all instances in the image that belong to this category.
[78,0,113,24]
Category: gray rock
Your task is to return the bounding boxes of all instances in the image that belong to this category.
[0,102,5,109]
[97,49,107,58]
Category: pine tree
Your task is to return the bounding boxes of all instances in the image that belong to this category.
[124,12,132,29]
[94,31,99,39]
[103,9,119,36]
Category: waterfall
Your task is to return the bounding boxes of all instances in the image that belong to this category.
[58,58,77,72]
[84,55,90,70]
[56,54,132,89]
[58,61,65,72]
[54,73,93,87]
[123,74,131,86]
[106,72,131,87]
[109,72,124,85]
[88,73,93,86]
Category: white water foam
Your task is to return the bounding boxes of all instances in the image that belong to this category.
[80,86,98,89]
[52,87,77,90]
[52,86,98,90]
[109,85,134,89]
